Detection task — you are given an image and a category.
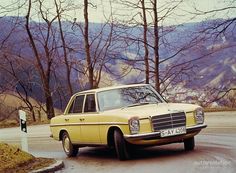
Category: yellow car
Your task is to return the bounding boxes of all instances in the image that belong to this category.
[50,84,207,160]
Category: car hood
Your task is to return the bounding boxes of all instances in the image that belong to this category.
[100,103,200,119]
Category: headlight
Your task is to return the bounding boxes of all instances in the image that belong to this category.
[129,117,140,134]
[195,108,204,124]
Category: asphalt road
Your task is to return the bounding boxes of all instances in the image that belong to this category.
[0,111,236,173]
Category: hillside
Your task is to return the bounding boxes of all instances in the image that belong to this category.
[0,93,62,128]
[0,16,235,109]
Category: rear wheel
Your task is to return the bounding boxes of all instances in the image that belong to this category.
[114,130,130,161]
[184,137,195,151]
[62,132,78,157]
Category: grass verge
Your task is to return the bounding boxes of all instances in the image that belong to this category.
[204,107,236,112]
[0,143,55,173]
[0,119,50,129]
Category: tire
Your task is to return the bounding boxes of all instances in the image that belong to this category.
[62,132,79,157]
[114,130,130,161]
[184,137,195,151]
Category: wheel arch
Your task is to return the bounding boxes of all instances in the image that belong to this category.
[59,129,68,141]
[107,126,124,148]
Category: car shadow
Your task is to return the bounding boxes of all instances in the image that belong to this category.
[74,143,191,161]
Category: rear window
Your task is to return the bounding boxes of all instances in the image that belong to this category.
[84,94,96,112]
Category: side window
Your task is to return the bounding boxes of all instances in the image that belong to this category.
[84,94,96,112]
[68,95,84,113]
[73,95,84,113]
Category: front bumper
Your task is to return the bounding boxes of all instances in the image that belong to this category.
[124,124,207,140]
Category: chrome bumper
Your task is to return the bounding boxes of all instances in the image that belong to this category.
[124,124,207,140]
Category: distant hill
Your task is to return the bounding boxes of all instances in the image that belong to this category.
[0,92,62,128]
[0,16,235,108]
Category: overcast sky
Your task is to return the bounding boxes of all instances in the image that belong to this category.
[0,0,235,25]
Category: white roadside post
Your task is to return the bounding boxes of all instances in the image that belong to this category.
[19,110,28,152]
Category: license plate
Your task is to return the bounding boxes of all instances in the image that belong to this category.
[160,127,186,137]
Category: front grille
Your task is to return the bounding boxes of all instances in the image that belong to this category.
[151,112,186,131]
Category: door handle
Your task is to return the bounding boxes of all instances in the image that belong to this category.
[65,118,69,121]
[79,118,85,121]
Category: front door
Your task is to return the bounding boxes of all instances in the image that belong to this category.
[80,94,101,144]
[65,95,84,143]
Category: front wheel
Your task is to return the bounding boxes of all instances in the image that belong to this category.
[114,130,130,161]
[62,132,79,157]
[184,137,195,151]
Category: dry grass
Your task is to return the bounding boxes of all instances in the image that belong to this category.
[0,143,55,173]
[204,107,236,112]
[0,93,38,109]
[0,93,62,128]
[0,143,34,171]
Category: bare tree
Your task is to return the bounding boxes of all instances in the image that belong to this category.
[0,15,40,122]
[0,53,38,121]
[115,0,186,91]
[69,0,118,89]
[151,0,160,91]
[141,0,150,84]
[184,1,236,105]
[54,0,73,96]
[25,0,57,119]
[83,0,94,89]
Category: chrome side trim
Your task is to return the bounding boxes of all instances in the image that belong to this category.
[50,122,128,127]
[139,117,150,121]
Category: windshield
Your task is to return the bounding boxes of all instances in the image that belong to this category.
[97,85,165,111]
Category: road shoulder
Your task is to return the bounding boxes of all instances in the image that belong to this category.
[31,160,64,173]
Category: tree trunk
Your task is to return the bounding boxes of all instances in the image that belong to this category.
[141,0,150,84]
[44,79,55,119]
[84,0,94,89]
[153,0,160,91]
[30,107,36,122]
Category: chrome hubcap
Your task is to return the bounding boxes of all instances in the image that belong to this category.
[64,136,70,153]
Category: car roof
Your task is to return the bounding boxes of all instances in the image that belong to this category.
[74,83,149,95]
